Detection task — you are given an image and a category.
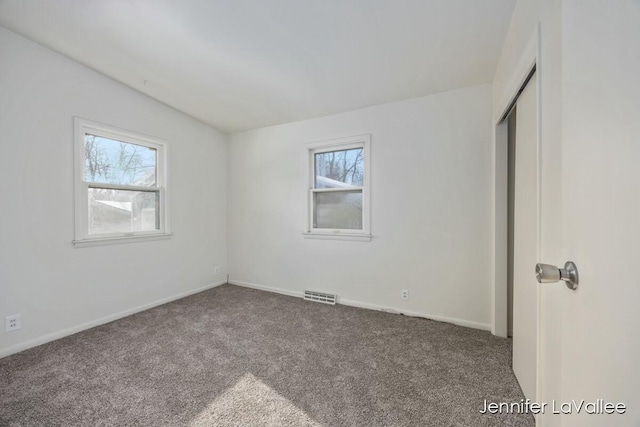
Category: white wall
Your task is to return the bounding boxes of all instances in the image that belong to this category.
[0,27,228,357]
[228,84,493,330]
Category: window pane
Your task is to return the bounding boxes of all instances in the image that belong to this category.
[314,148,363,188]
[88,188,159,235]
[313,190,363,230]
[85,134,157,186]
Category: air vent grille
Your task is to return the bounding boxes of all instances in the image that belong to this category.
[303,290,336,305]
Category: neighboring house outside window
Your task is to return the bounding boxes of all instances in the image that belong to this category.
[304,134,371,242]
[73,118,171,247]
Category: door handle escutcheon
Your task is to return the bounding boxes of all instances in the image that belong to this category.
[535,261,579,290]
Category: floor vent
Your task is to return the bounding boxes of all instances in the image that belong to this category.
[304,290,337,305]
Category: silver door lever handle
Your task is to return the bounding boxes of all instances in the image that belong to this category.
[535,261,579,290]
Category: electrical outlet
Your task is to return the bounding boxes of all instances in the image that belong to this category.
[5,314,20,332]
[214,266,220,275]
[401,290,409,301]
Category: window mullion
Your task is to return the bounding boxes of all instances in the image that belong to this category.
[86,182,160,192]
[311,187,363,194]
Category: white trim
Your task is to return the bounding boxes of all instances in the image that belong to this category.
[0,280,226,359]
[304,134,370,150]
[493,120,509,338]
[73,232,173,248]
[491,25,540,338]
[339,298,491,331]
[229,279,304,299]
[229,279,490,331]
[310,141,364,154]
[76,120,168,151]
[534,26,544,413]
[301,232,372,242]
[491,23,544,410]
[495,30,539,121]
[306,134,371,237]
[73,117,171,245]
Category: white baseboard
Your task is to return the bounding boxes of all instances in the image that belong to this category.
[229,279,304,299]
[339,297,491,331]
[229,279,490,331]
[0,280,227,359]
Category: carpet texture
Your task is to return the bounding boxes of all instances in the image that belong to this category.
[0,284,533,426]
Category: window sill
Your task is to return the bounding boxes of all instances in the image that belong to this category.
[302,232,372,242]
[73,233,173,248]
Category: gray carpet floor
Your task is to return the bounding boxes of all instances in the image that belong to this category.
[0,284,533,426]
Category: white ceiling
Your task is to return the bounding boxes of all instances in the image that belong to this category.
[0,0,516,133]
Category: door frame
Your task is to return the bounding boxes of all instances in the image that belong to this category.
[491,24,542,403]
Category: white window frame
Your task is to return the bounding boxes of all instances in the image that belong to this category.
[303,134,371,242]
[73,117,171,247]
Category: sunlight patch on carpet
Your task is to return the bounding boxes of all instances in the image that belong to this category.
[189,373,322,427]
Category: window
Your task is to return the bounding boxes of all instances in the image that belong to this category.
[304,134,371,241]
[73,118,170,247]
